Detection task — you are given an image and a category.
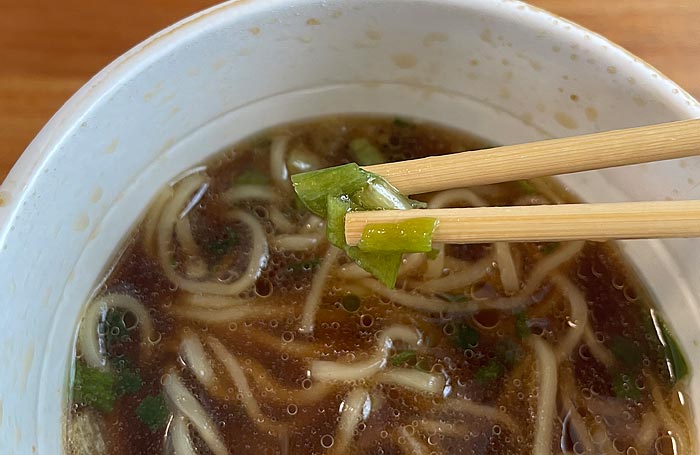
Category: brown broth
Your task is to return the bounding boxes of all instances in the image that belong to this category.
[65,116,694,455]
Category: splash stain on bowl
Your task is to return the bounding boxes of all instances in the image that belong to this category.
[73,214,90,232]
[554,111,578,129]
[90,187,103,204]
[392,53,417,69]
[585,107,598,121]
[423,32,448,47]
[105,139,118,154]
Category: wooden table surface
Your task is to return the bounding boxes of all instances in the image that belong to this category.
[2,0,699,181]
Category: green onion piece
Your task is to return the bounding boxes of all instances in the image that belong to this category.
[358,218,438,253]
[341,294,361,312]
[346,247,403,289]
[326,195,403,288]
[391,350,417,366]
[496,340,523,367]
[426,248,440,260]
[349,138,386,165]
[292,163,433,287]
[208,226,239,259]
[136,394,169,432]
[609,336,643,368]
[291,163,369,217]
[657,317,689,383]
[287,145,322,174]
[612,372,641,400]
[453,323,480,349]
[516,180,538,195]
[351,178,415,210]
[72,362,116,413]
[101,309,130,345]
[114,360,142,397]
[474,361,503,384]
[233,169,269,186]
[326,195,352,248]
[515,312,530,339]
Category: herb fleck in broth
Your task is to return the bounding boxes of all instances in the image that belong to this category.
[65,116,693,454]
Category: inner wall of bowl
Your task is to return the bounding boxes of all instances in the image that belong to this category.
[2,0,700,452]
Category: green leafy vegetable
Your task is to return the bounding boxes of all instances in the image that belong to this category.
[346,247,403,289]
[208,226,239,259]
[326,194,402,288]
[657,316,689,383]
[349,138,386,165]
[453,323,480,349]
[72,362,116,413]
[136,394,169,432]
[391,350,417,366]
[474,361,503,384]
[609,336,643,368]
[496,340,523,368]
[515,312,530,339]
[102,309,130,345]
[426,248,440,260]
[114,360,142,397]
[358,218,438,253]
[233,169,269,186]
[291,163,370,217]
[516,180,537,195]
[292,163,431,287]
[612,372,641,400]
[341,294,361,312]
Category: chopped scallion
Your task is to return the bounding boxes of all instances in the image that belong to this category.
[390,350,417,366]
[349,138,386,165]
[657,317,689,383]
[72,362,116,413]
[515,312,530,339]
[358,218,438,253]
[136,394,169,432]
[474,361,503,384]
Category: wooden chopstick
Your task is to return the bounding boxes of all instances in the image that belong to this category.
[364,119,700,194]
[344,200,700,245]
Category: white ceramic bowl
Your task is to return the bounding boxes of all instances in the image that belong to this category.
[2,0,700,452]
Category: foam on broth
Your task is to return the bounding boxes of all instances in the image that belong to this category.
[65,116,694,455]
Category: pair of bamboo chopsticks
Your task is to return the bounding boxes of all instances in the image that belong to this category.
[344,118,700,245]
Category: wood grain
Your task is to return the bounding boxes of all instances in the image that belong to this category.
[364,119,700,194]
[1,0,699,181]
[344,201,700,245]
